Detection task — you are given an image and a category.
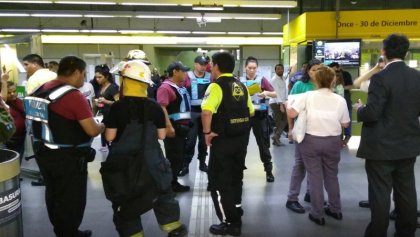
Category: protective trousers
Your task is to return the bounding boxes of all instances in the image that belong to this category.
[183,111,207,166]
[208,134,249,227]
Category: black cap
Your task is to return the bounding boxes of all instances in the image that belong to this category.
[167,61,190,73]
[194,56,208,65]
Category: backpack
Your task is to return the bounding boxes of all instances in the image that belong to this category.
[0,106,16,144]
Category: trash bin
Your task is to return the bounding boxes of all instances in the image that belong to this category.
[0,148,23,237]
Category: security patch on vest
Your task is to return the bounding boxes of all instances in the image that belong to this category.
[232,82,244,101]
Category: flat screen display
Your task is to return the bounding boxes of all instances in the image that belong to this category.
[313,39,361,66]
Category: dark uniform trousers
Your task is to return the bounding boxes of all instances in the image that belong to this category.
[35,146,88,237]
[164,126,189,184]
[184,111,207,165]
[208,134,249,227]
[364,158,417,237]
[250,115,273,172]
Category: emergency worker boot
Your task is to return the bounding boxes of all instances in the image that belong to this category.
[199,160,208,172]
[77,229,92,237]
[266,171,275,182]
[178,166,189,176]
[168,224,188,237]
[209,223,241,236]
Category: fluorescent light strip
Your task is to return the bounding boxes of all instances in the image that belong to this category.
[136,15,184,19]
[233,17,279,20]
[240,4,295,8]
[0,13,30,17]
[118,30,154,34]
[262,32,283,35]
[192,6,224,11]
[227,32,261,35]
[0,0,52,3]
[55,1,116,5]
[41,35,283,45]
[192,31,226,35]
[179,4,192,6]
[84,14,114,18]
[120,2,178,6]
[31,13,82,17]
[42,29,80,33]
[2,29,41,32]
[156,31,191,34]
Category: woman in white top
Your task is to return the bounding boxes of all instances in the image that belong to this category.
[287,65,350,226]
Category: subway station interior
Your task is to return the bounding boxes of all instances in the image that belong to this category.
[1,0,420,236]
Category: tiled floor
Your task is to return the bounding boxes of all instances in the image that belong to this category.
[20,135,420,237]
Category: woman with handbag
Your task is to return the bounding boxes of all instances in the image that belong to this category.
[287,65,350,225]
[285,59,321,214]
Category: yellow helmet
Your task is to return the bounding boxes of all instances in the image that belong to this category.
[126,49,151,65]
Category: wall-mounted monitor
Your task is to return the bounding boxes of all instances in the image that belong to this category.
[313,39,361,67]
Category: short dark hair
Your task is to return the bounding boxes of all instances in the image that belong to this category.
[275,64,284,70]
[328,62,340,68]
[383,33,410,60]
[212,52,235,73]
[245,56,258,66]
[57,56,86,77]
[22,54,44,67]
[48,61,59,66]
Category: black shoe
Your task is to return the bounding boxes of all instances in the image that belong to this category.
[168,224,188,237]
[286,201,305,214]
[358,200,370,208]
[199,162,208,172]
[31,179,45,186]
[389,209,397,220]
[178,167,189,177]
[209,223,241,236]
[309,214,325,226]
[266,172,275,182]
[236,207,244,217]
[77,230,92,237]
[324,207,343,220]
[172,182,190,192]
[304,192,311,203]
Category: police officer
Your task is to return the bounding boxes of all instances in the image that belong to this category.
[179,55,211,176]
[157,61,192,192]
[240,56,277,182]
[104,60,187,237]
[202,52,254,236]
[24,56,104,237]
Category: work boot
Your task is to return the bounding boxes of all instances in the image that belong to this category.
[172,182,190,192]
[168,224,188,237]
[266,171,275,182]
[178,166,189,176]
[199,161,208,172]
[209,223,241,236]
[77,230,92,237]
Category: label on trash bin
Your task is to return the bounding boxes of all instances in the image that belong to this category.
[0,187,21,226]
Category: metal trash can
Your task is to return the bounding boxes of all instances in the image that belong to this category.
[0,148,23,237]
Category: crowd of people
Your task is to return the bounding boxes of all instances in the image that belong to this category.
[0,33,419,237]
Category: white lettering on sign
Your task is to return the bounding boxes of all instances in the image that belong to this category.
[0,189,20,205]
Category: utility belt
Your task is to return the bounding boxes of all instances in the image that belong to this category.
[168,112,191,121]
[190,99,203,106]
[33,139,95,162]
[170,119,192,138]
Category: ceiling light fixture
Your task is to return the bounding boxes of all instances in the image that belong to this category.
[192,3,224,11]
[0,13,30,17]
[233,17,279,20]
[156,30,191,34]
[55,1,116,5]
[118,30,154,34]
[0,0,52,3]
[120,2,177,6]
[192,31,226,35]
[41,29,80,33]
[227,32,261,35]
[136,15,184,19]
[1,28,41,32]
[31,13,82,17]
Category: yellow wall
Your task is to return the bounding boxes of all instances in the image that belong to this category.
[284,9,420,44]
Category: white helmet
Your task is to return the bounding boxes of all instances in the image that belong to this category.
[126,49,151,65]
[120,60,152,84]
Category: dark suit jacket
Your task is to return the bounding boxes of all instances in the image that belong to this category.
[357,61,420,160]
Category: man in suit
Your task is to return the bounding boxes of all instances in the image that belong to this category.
[354,33,420,237]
